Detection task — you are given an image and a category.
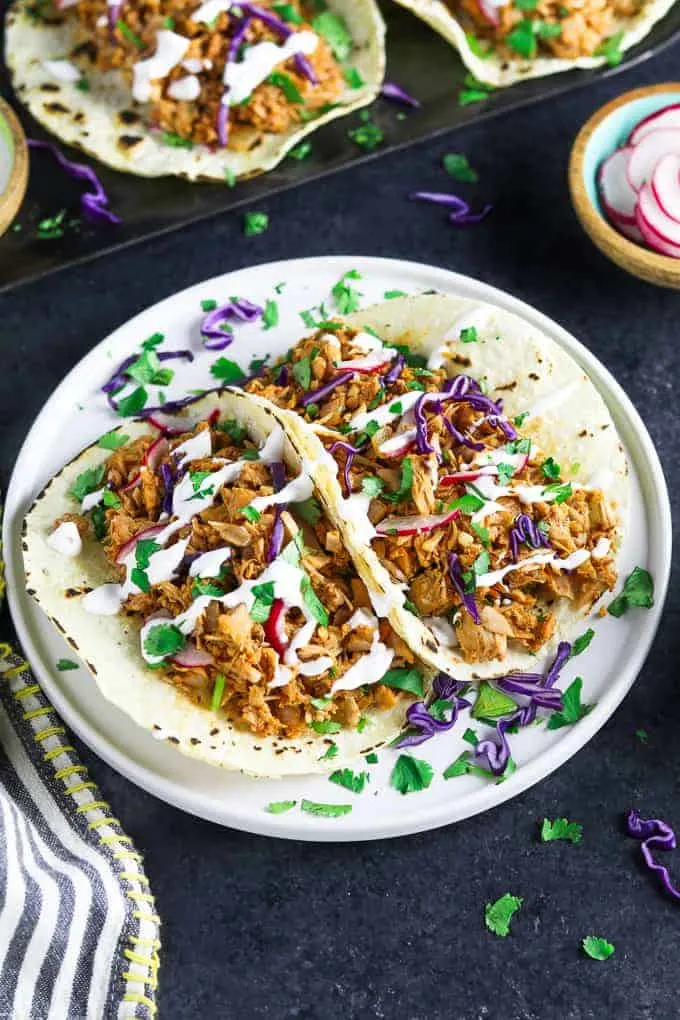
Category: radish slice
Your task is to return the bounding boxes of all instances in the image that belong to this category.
[336,352,392,374]
[636,202,680,257]
[638,182,680,247]
[146,412,193,435]
[375,508,460,536]
[143,436,169,472]
[377,427,418,458]
[629,103,680,146]
[263,598,288,658]
[651,152,680,223]
[122,471,141,492]
[478,0,500,26]
[617,220,645,244]
[627,128,680,192]
[171,643,214,668]
[598,147,637,224]
[115,523,167,564]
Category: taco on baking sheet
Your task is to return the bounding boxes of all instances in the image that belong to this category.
[391,0,676,87]
[22,390,427,776]
[5,0,384,181]
[245,293,628,682]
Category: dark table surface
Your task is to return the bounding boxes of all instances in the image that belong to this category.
[2,44,679,1020]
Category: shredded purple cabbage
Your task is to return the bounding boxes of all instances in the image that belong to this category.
[239,3,317,82]
[141,387,225,417]
[160,462,174,516]
[495,676,562,710]
[328,440,361,497]
[102,349,194,411]
[450,204,492,227]
[409,191,469,213]
[443,375,517,440]
[448,553,480,624]
[108,2,122,31]
[28,139,121,225]
[300,372,352,408]
[510,513,550,562]
[381,82,420,108]
[413,392,440,455]
[441,405,485,452]
[382,353,405,388]
[200,297,263,351]
[475,716,515,775]
[275,364,289,386]
[266,461,287,563]
[396,673,470,748]
[626,810,680,901]
[294,52,318,84]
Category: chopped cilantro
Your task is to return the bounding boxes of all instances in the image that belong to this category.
[117,386,148,417]
[289,141,312,160]
[356,716,370,733]
[485,894,522,937]
[505,438,531,455]
[126,348,172,386]
[570,629,594,657]
[472,682,516,721]
[384,290,407,300]
[365,752,378,764]
[68,463,106,503]
[332,269,362,314]
[102,490,121,509]
[543,481,572,504]
[224,167,236,187]
[261,299,279,331]
[36,210,69,240]
[250,580,275,623]
[361,476,384,498]
[506,19,537,57]
[292,496,322,525]
[98,430,129,451]
[300,799,352,817]
[458,88,491,107]
[310,720,342,734]
[449,493,484,514]
[116,19,145,48]
[319,742,339,761]
[496,462,516,485]
[541,457,561,480]
[244,211,269,237]
[343,66,365,89]
[90,505,106,541]
[292,350,318,391]
[161,132,193,149]
[301,575,329,626]
[443,153,478,183]
[273,2,304,23]
[76,77,89,92]
[582,936,615,960]
[211,673,225,712]
[141,332,164,351]
[514,411,529,427]
[608,567,654,617]
[329,768,368,794]
[472,549,490,577]
[471,521,490,546]
[443,751,474,779]
[383,457,413,504]
[312,11,352,59]
[547,677,593,730]
[403,599,421,617]
[541,817,583,844]
[210,358,246,385]
[460,326,479,343]
[201,298,217,312]
[143,623,185,659]
[311,697,333,710]
[163,15,175,28]
[265,800,296,813]
[595,30,624,66]
[380,667,425,697]
[465,32,493,58]
[349,110,384,152]
[56,659,78,671]
[462,727,479,746]
[635,728,649,743]
[390,754,434,795]
[191,579,224,599]
[267,71,303,103]
[217,418,247,443]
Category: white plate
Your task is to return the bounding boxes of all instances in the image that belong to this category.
[4,256,671,841]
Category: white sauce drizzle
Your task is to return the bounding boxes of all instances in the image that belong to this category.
[249,473,314,514]
[81,488,104,512]
[132,31,191,104]
[350,331,385,353]
[222,32,318,106]
[182,57,205,73]
[258,425,285,465]
[349,390,421,432]
[591,536,611,559]
[172,429,212,467]
[188,547,232,578]
[296,656,334,677]
[475,547,591,589]
[167,75,201,102]
[424,616,458,648]
[191,0,233,23]
[47,522,82,558]
[43,59,82,83]
[331,609,392,693]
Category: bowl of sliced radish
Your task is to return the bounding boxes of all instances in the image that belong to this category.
[569,83,680,289]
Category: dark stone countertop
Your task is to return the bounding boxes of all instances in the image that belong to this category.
[1,44,679,1020]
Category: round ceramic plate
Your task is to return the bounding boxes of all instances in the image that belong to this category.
[4,256,671,841]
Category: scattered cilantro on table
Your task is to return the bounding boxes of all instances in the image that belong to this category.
[485,894,522,937]
[443,153,478,183]
[582,936,615,960]
[244,211,269,237]
[541,818,583,844]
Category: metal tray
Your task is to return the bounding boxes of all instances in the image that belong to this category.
[1,0,679,292]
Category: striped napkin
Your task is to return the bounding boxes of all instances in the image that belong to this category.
[0,530,161,1017]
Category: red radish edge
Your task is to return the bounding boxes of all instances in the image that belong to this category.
[263,598,288,658]
[636,203,680,257]
[115,523,166,564]
[638,182,680,247]
[171,644,214,668]
[629,103,680,147]
[375,508,460,537]
[650,152,680,223]
[597,147,637,224]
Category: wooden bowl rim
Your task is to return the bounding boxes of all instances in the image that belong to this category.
[0,96,28,233]
[568,82,680,282]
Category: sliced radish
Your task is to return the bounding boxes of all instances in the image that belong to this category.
[336,351,392,374]
[263,598,288,658]
[627,128,680,192]
[115,523,167,564]
[171,643,214,668]
[617,220,645,244]
[122,472,141,492]
[651,152,680,222]
[478,0,500,26]
[146,412,193,436]
[636,202,680,258]
[598,147,637,224]
[638,182,680,247]
[375,508,460,537]
[629,103,680,146]
[143,436,169,472]
[377,427,418,459]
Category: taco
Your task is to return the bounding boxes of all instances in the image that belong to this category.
[392,0,675,87]
[22,390,427,776]
[5,0,384,180]
[246,293,628,681]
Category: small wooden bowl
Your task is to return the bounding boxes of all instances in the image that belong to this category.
[0,97,28,238]
[569,83,680,289]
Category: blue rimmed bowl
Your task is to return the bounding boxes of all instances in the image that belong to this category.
[569,83,680,289]
[0,97,28,239]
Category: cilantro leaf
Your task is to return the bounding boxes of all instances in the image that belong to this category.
[384,290,407,300]
[262,299,279,330]
[390,754,434,794]
[292,496,322,525]
[608,567,654,617]
[541,817,583,844]
[319,742,339,761]
[460,326,478,343]
[310,719,342,735]
[143,623,185,659]
[635,727,649,743]
[594,30,624,66]
[348,111,383,152]
[472,682,516,721]
[273,2,303,23]
[218,418,247,443]
[250,581,275,623]
[361,475,384,498]
[68,463,106,503]
[582,936,615,960]
[570,629,595,657]
[300,799,352,817]
[192,579,224,599]
[343,66,364,89]
[211,357,246,385]
[56,658,79,671]
[332,269,362,315]
[383,457,413,504]
[443,153,478,183]
[329,768,368,794]
[289,140,312,160]
[266,71,303,103]
[292,351,317,391]
[443,750,473,779]
[543,481,572,504]
[541,457,561,480]
[506,19,537,58]
[117,386,148,417]
[449,493,484,514]
[547,677,593,730]
[365,752,378,764]
[266,800,296,813]
[97,430,129,451]
[210,673,225,712]
[485,894,523,937]
[312,11,352,59]
[301,575,329,626]
[244,211,269,237]
[380,667,425,697]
